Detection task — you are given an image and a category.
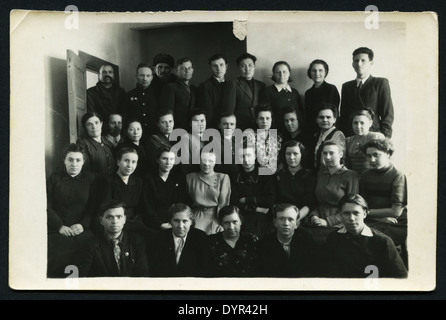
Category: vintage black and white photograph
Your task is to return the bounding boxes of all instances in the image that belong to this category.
[9,10,438,291]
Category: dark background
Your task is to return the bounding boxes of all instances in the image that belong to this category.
[1,0,444,305]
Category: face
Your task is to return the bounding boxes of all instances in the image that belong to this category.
[341,203,367,236]
[99,65,114,84]
[352,53,373,79]
[310,63,327,85]
[200,152,216,175]
[171,210,192,238]
[239,58,255,80]
[136,67,153,89]
[221,213,242,239]
[284,112,299,133]
[274,208,299,238]
[64,152,84,176]
[177,61,193,81]
[256,111,272,130]
[316,109,336,131]
[210,58,227,80]
[322,144,343,168]
[127,122,142,143]
[285,146,302,169]
[155,63,172,80]
[108,114,122,137]
[238,147,256,171]
[352,115,372,136]
[157,151,175,173]
[157,114,174,135]
[273,64,290,85]
[85,116,102,138]
[219,116,236,138]
[117,152,138,177]
[365,147,391,170]
[191,114,206,134]
[101,207,126,236]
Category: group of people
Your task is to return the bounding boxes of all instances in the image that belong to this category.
[46,47,408,279]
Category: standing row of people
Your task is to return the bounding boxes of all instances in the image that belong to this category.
[86,47,394,142]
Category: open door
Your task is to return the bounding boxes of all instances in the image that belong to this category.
[66,50,87,143]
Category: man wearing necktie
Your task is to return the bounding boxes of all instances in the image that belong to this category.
[339,47,394,138]
[152,203,209,277]
[258,203,315,277]
[76,200,149,277]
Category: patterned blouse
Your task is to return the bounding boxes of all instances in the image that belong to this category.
[207,231,259,277]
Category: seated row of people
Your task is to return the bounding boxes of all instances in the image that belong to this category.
[75,196,408,278]
[87,47,394,144]
[47,134,407,277]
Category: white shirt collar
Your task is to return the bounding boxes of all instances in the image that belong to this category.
[356,74,371,87]
[213,76,225,83]
[274,83,292,92]
[338,225,374,237]
[173,233,188,249]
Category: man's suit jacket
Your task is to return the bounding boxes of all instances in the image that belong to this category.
[222,77,266,130]
[152,228,209,277]
[197,77,226,129]
[160,80,197,130]
[257,228,314,277]
[76,231,150,277]
[339,76,394,138]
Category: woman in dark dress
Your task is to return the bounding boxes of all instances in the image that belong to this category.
[47,143,97,277]
[77,112,115,175]
[263,61,304,134]
[275,140,316,222]
[304,60,340,138]
[144,108,176,173]
[207,205,259,277]
[359,137,408,267]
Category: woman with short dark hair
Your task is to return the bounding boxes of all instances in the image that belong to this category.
[304,59,340,137]
[78,112,115,174]
[207,205,260,277]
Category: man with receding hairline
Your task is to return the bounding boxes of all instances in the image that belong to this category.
[87,64,126,121]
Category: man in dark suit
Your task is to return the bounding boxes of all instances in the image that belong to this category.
[152,203,209,277]
[76,200,150,277]
[197,53,228,129]
[160,57,197,130]
[87,64,126,122]
[339,47,394,138]
[123,63,158,139]
[222,53,266,131]
[258,203,314,277]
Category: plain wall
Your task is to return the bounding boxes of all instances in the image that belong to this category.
[11,12,145,178]
[140,22,247,86]
[246,20,407,169]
